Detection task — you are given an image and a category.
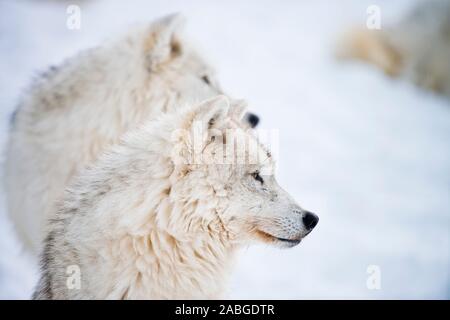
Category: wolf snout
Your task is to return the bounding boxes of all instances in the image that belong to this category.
[302,211,319,231]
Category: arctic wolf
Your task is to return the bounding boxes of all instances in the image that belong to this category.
[5,14,259,254]
[336,0,450,98]
[33,96,319,299]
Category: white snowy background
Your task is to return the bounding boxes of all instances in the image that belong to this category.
[0,0,449,299]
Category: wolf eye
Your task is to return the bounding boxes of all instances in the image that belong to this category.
[251,171,264,184]
[201,75,211,85]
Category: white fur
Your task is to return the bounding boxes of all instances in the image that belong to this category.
[33,96,312,299]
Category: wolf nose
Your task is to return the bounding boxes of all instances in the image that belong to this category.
[303,211,319,230]
[245,112,260,128]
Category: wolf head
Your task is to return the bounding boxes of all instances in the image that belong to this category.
[155,96,318,248]
[142,14,259,128]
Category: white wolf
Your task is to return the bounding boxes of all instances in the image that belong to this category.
[5,14,259,254]
[32,95,319,299]
[336,0,450,98]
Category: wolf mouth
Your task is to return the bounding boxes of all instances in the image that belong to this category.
[274,237,301,245]
[256,229,302,246]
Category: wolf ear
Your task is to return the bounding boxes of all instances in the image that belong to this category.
[193,95,230,129]
[146,13,186,70]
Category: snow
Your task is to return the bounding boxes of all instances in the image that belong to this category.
[0,0,449,299]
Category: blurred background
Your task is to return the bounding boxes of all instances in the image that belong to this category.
[0,0,449,299]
